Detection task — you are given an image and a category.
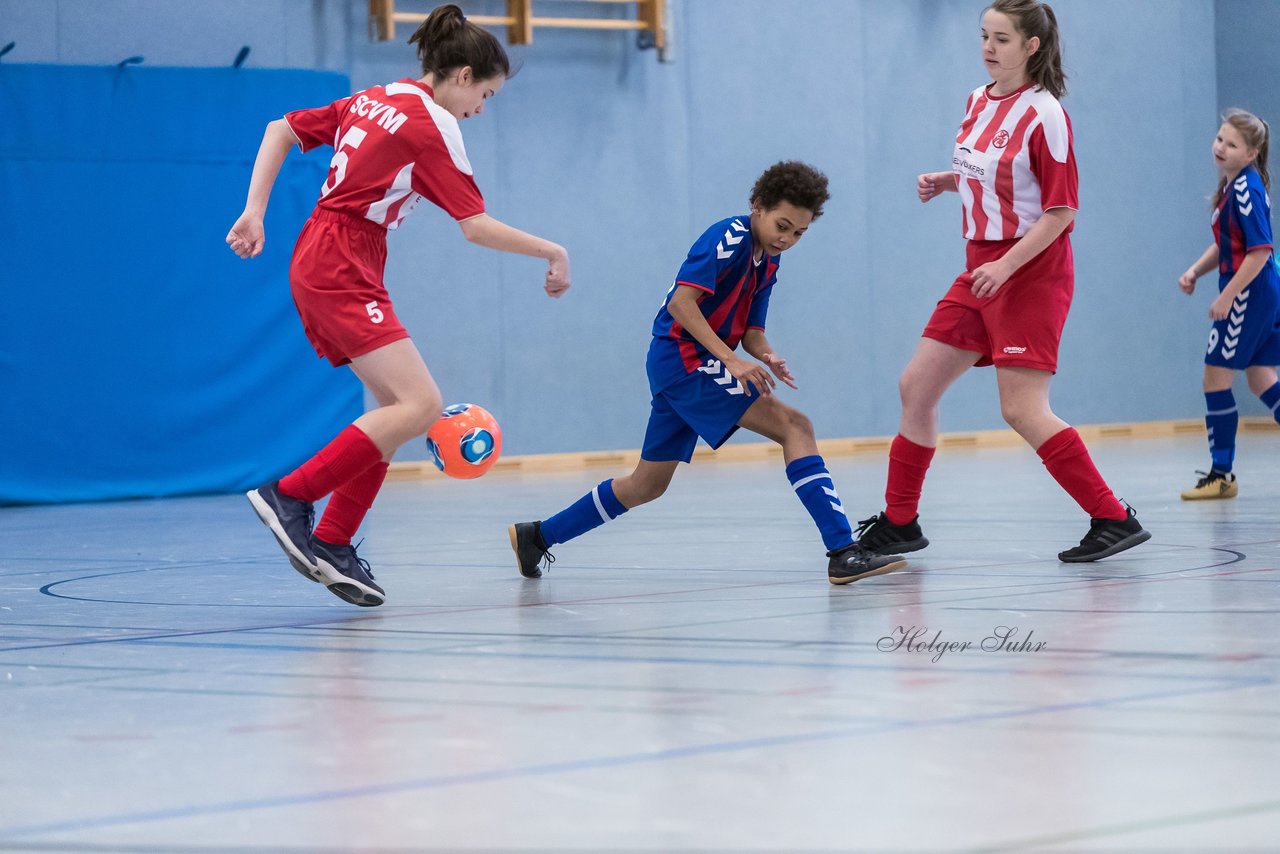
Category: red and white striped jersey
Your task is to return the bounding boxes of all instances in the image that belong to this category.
[951,83,1077,242]
[284,78,485,230]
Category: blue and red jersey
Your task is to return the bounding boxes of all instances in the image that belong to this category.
[647,215,778,393]
[1213,163,1274,284]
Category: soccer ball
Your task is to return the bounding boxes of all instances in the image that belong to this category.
[425,403,502,479]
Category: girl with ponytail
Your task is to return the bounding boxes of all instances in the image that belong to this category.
[227,4,571,606]
[1177,108,1279,500]
[853,0,1151,564]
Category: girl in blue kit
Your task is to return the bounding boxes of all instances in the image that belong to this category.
[1178,108,1280,500]
[509,162,905,585]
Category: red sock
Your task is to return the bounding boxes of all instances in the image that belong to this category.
[1036,428,1125,520]
[313,460,389,546]
[278,425,383,502]
[885,434,936,525]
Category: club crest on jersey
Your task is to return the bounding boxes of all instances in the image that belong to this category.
[992,130,1010,149]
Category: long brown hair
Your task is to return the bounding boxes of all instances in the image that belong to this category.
[409,4,510,81]
[988,0,1066,99]
[1214,108,1271,207]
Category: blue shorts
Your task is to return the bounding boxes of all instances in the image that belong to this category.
[1204,271,1280,369]
[641,359,759,463]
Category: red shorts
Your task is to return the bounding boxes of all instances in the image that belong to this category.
[921,233,1074,372]
[289,209,410,367]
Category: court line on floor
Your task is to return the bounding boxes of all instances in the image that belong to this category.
[0,674,1268,841]
[3,576,817,652]
[967,798,1280,852]
[4,546,1258,657]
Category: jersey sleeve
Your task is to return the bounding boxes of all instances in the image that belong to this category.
[1235,173,1274,251]
[746,268,777,331]
[675,218,747,293]
[283,98,347,154]
[410,139,486,221]
[1028,112,1078,212]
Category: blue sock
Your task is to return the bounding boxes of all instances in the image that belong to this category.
[1260,381,1280,425]
[785,455,854,552]
[1205,389,1238,473]
[540,479,629,546]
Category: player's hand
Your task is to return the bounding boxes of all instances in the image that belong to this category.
[725,355,775,397]
[1209,293,1233,321]
[760,353,798,389]
[545,248,571,298]
[970,258,1014,298]
[1178,268,1198,295]
[918,172,946,203]
[225,213,265,259]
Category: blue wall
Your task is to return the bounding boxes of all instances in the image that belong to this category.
[1216,0,1280,123]
[3,0,1275,465]
[0,64,364,503]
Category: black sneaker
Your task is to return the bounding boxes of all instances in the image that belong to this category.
[508,521,554,579]
[247,481,317,580]
[855,512,929,554]
[1058,505,1151,563]
[827,543,907,585]
[311,538,386,606]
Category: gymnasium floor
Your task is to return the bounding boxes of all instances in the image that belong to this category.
[1,432,1277,852]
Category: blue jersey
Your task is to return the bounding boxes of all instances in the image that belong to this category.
[1204,164,1280,369]
[647,215,778,393]
[1212,164,1275,285]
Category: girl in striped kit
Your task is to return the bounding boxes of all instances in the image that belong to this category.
[855,0,1150,562]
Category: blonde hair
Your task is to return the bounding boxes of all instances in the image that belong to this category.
[1215,108,1271,206]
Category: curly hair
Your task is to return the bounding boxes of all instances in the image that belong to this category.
[749,161,830,219]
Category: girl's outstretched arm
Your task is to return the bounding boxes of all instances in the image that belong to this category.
[226,119,301,259]
[458,214,571,297]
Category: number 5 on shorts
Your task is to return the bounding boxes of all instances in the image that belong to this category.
[366,300,384,324]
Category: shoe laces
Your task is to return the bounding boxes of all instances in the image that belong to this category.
[1191,470,1223,489]
[280,488,316,531]
[349,538,374,579]
[527,524,555,573]
[854,515,881,537]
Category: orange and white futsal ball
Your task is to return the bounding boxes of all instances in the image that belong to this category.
[425,404,502,479]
